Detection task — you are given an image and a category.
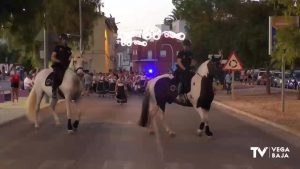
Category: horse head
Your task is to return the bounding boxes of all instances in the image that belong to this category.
[70,53,84,77]
[197,55,223,82]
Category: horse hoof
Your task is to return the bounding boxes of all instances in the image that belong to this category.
[206,132,213,137]
[168,132,176,137]
[205,126,213,137]
[73,120,79,130]
[67,130,74,134]
[197,129,203,137]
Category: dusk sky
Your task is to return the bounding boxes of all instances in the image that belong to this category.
[102,0,175,35]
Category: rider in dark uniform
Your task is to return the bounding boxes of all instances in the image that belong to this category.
[175,39,195,102]
[51,33,72,99]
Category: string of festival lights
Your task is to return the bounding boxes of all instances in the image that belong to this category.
[117,27,186,47]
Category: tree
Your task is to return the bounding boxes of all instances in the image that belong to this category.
[0,0,102,67]
[172,0,275,68]
[268,0,300,99]
[163,9,180,30]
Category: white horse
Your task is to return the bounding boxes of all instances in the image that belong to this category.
[26,55,84,133]
[139,58,222,137]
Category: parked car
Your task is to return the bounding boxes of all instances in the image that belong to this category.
[256,70,267,85]
[287,70,300,89]
[271,72,281,87]
[271,72,290,88]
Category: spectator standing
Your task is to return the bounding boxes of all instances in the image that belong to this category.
[24,74,34,92]
[225,71,232,94]
[92,73,98,93]
[83,72,93,96]
[10,68,20,104]
[115,75,127,103]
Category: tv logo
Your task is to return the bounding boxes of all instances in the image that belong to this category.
[250,147,268,158]
[250,147,290,159]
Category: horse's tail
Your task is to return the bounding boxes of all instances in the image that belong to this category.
[26,87,37,123]
[139,87,151,127]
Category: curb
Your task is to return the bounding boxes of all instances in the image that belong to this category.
[213,101,300,138]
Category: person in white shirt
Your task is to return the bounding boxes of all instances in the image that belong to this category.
[24,74,34,92]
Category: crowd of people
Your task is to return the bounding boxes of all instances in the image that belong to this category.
[83,70,149,98]
[0,65,150,104]
[240,69,256,85]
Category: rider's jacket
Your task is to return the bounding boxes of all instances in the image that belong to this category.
[176,50,193,71]
[51,45,72,70]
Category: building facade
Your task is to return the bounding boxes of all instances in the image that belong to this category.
[131,36,183,75]
[131,21,187,75]
[83,16,118,73]
[115,45,132,71]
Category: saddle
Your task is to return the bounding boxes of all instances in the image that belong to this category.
[45,72,65,99]
[45,72,54,86]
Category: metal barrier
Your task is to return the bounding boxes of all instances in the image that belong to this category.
[0,89,28,103]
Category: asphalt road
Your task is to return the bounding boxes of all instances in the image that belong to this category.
[0,95,299,169]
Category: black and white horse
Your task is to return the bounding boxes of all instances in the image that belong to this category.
[139,59,222,137]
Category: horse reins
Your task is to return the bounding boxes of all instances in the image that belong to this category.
[75,67,84,72]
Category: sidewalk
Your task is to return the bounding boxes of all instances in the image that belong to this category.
[0,97,48,125]
[214,84,300,137]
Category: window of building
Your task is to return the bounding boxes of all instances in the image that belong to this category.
[160,50,167,58]
[148,50,153,59]
[133,50,137,55]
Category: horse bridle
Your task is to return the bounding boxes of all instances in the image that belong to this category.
[196,60,220,78]
[75,67,84,73]
[71,58,84,75]
[68,61,83,76]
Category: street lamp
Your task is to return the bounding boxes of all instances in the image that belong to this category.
[1,24,10,71]
[43,12,48,69]
[79,0,82,54]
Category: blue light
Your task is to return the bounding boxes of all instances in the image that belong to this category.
[144,65,156,78]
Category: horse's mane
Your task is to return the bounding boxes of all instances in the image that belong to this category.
[196,60,210,77]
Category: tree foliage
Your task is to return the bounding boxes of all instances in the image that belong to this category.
[267,0,300,68]
[0,0,101,66]
[172,0,276,68]
[272,26,300,67]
